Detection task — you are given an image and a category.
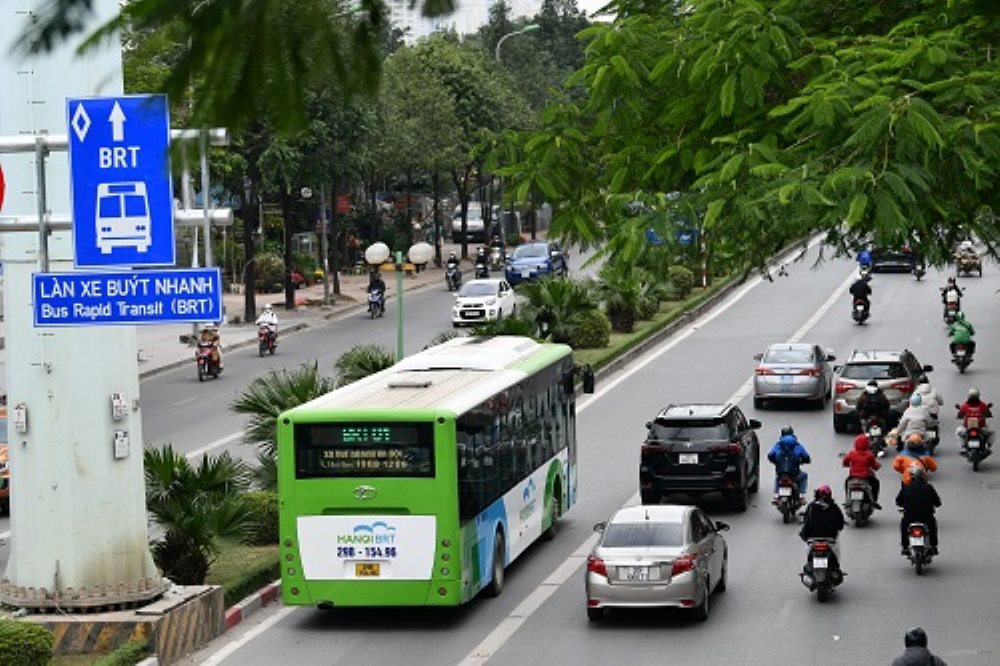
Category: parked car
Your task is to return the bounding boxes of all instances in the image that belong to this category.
[504,241,568,286]
[585,504,729,622]
[871,247,917,273]
[451,278,516,327]
[451,202,487,243]
[832,349,933,433]
[753,342,835,409]
[639,403,761,511]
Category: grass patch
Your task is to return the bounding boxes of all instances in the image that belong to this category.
[205,542,280,608]
[575,275,737,370]
[51,657,98,666]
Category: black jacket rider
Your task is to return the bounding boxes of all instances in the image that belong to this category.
[857,389,891,422]
[849,278,872,308]
[799,496,845,542]
[896,478,941,549]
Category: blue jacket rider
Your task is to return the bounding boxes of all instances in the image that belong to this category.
[856,247,873,268]
[767,426,811,499]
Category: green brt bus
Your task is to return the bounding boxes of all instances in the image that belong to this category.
[278,336,589,608]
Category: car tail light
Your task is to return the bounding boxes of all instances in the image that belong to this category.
[641,442,666,454]
[835,381,854,394]
[910,527,924,537]
[755,368,775,375]
[709,443,743,456]
[799,368,821,376]
[671,555,696,576]
[587,555,608,577]
[890,379,914,393]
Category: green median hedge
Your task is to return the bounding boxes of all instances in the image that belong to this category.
[0,619,53,666]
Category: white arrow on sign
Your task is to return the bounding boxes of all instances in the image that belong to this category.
[109,102,127,142]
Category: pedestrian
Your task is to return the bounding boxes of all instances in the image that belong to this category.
[891,627,947,665]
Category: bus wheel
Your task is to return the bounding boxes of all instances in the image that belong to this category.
[541,487,561,542]
[485,531,505,597]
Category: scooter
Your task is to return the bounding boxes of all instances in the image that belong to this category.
[865,416,887,457]
[957,408,993,471]
[475,263,489,279]
[489,246,505,271]
[196,342,221,382]
[912,264,926,281]
[858,264,871,280]
[951,342,973,373]
[903,520,934,575]
[942,291,960,324]
[258,324,277,356]
[445,264,462,291]
[851,298,870,324]
[774,475,802,524]
[800,538,843,602]
[844,477,876,527]
[368,290,385,319]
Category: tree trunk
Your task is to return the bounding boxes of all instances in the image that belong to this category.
[330,177,341,295]
[242,186,258,323]
[405,169,414,246]
[281,191,295,311]
[369,165,379,244]
[451,165,472,259]
[432,171,442,267]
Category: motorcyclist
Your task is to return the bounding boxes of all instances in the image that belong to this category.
[474,247,489,276]
[914,374,944,422]
[489,233,505,256]
[897,393,932,443]
[198,323,223,370]
[856,246,873,271]
[892,627,948,666]
[848,274,872,314]
[446,252,461,270]
[856,379,891,427]
[957,239,977,258]
[895,466,941,556]
[957,387,993,451]
[940,276,963,315]
[799,484,845,567]
[767,426,811,502]
[255,303,278,342]
[947,310,975,356]
[367,271,387,314]
[892,433,938,484]
[842,434,881,508]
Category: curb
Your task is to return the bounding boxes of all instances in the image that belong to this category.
[223,580,281,632]
[136,657,159,666]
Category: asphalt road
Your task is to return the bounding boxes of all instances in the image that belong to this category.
[174,247,1000,665]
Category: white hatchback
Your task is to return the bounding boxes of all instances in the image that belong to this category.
[452,279,516,327]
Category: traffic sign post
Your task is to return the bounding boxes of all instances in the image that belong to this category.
[67,95,176,268]
[33,267,222,326]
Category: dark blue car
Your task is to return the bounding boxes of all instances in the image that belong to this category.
[504,241,568,285]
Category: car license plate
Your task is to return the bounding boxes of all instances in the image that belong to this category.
[622,566,649,582]
[909,536,925,547]
[968,438,980,448]
[812,557,828,569]
[355,563,380,577]
[678,453,698,464]
[521,270,531,278]
[850,490,864,500]
[779,487,793,497]
[870,426,882,437]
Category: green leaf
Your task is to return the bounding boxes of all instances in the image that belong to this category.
[609,167,629,193]
[704,199,725,228]
[720,153,746,181]
[778,183,799,205]
[812,99,835,127]
[749,163,787,178]
[927,46,947,66]
[720,74,737,117]
[846,193,868,227]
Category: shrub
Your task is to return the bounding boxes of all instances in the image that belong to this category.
[243,491,279,545]
[254,252,285,293]
[668,265,695,298]
[0,620,53,666]
[95,639,149,666]
[425,330,461,349]
[637,295,660,320]
[222,559,281,609]
[471,315,538,337]
[567,309,611,349]
[334,344,396,387]
[505,233,524,247]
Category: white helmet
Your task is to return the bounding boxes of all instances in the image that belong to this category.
[263,303,273,311]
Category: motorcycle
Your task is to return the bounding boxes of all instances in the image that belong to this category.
[851,298,869,324]
[958,409,993,471]
[774,475,802,524]
[942,292,960,325]
[912,264,926,281]
[474,262,489,279]
[865,416,887,457]
[858,264,871,280]
[800,538,843,602]
[844,477,876,527]
[195,342,221,382]
[257,324,277,356]
[489,247,505,271]
[903,521,934,575]
[368,290,385,319]
[951,342,973,373]
[445,264,462,291]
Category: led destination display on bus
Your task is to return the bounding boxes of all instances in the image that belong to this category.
[294,423,434,478]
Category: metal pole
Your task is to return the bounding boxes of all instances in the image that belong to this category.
[395,250,404,361]
[320,185,331,306]
[200,129,213,269]
[182,148,198,340]
[34,137,49,272]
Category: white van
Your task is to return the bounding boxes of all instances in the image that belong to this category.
[451,202,486,243]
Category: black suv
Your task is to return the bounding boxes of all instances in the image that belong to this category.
[639,404,762,511]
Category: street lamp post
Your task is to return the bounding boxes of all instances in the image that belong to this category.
[301,186,332,307]
[365,241,434,360]
[495,23,540,63]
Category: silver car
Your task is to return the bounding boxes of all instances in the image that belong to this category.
[585,504,729,622]
[753,342,835,409]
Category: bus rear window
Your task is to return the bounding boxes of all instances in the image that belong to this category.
[294,423,435,478]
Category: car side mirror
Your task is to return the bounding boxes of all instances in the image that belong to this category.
[748,419,762,429]
[752,353,763,361]
[833,365,843,373]
[826,354,836,362]
[955,403,961,409]
[715,521,730,532]
[922,365,934,372]
[593,522,606,533]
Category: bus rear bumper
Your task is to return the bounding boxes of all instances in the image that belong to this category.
[282,579,463,608]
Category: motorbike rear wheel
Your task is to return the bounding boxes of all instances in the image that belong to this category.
[816,585,831,603]
[259,340,267,357]
[198,364,206,382]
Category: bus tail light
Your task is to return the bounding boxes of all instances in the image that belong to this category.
[290,587,300,596]
[283,539,295,548]
[440,567,450,576]
[441,539,452,548]
[438,587,448,596]
[287,568,296,576]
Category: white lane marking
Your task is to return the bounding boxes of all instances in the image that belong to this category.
[788,270,858,344]
[172,396,197,407]
[460,253,853,666]
[200,606,296,666]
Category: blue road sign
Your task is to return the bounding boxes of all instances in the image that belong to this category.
[67,94,175,268]
[33,268,222,327]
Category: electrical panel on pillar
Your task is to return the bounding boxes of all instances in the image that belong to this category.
[13,403,27,434]
[113,430,129,459]
[110,392,128,421]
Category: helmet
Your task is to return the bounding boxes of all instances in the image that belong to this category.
[478,246,486,254]
[910,394,922,407]
[815,485,832,499]
[263,303,273,311]
[449,252,457,259]
[947,276,956,285]
[865,380,878,395]
[905,627,928,648]
[781,426,794,437]
[969,387,981,400]
[917,374,929,385]
[909,465,927,482]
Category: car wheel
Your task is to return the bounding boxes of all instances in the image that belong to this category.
[691,580,710,621]
[728,485,749,512]
[715,554,728,593]
[0,499,9,516]
[749,460,760,494]
[484,530,505,597]
[753,397,765,409]
[586,607,605,622]
[640,489,660,505]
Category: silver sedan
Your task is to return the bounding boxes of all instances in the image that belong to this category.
[584,504,729,622]
[753,342,835,409]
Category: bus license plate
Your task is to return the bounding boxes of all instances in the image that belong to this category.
[678,453,698,465]
[355,563,381,577]
[623,566,649,582]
